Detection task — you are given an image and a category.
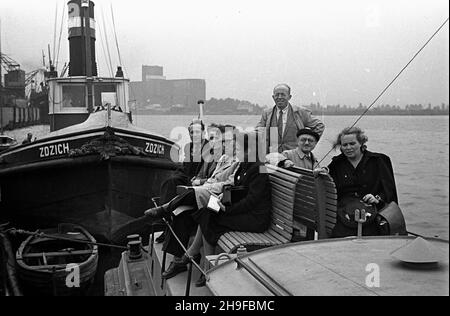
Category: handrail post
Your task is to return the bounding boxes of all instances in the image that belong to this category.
[185,262,193,296]
[314,175,328,239]
[150,198,159,258]
[160,246,168,289]
[150,224,156,257]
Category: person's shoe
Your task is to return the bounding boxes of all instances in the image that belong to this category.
[162,260,187,279]
[144,205,168,218]
[161,255,190,279]
[195,274,206,287]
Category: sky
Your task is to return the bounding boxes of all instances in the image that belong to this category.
[1,0,449,108]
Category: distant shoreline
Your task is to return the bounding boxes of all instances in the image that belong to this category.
[135,112,449,116]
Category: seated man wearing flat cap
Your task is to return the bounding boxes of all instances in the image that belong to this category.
[269,128,328,176]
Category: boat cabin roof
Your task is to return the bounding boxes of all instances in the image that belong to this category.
[207,236,449,296]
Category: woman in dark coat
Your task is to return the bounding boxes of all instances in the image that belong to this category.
[328,126,398,237]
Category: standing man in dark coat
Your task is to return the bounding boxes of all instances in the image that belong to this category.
[256,84,325,153]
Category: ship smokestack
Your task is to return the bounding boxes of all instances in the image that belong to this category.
[67,0,98,76]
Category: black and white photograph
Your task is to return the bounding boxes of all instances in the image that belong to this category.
[0,0,448,299]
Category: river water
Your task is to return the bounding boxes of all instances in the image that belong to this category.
[6,114,449,240]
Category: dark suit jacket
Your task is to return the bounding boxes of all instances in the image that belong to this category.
[225,162,272,219]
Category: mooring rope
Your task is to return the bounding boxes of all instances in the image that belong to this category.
[9,228,128,250]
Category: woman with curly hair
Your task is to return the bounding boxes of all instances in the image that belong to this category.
[328,126,398,237]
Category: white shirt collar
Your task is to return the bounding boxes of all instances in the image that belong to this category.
[296,149,313,160]
[276,106,289,115]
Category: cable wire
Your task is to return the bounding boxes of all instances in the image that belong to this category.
[318,17,449,165]
[55,3,66,72]
[101,5,115,78]
[110,3,123,69]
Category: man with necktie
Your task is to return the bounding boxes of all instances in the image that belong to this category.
[256,83,325,153]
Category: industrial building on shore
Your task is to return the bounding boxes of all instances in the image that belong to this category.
[130,65,205,113]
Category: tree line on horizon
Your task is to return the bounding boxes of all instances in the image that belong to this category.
[140,97,449,115]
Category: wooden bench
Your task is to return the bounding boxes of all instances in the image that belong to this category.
[216,164,338,254]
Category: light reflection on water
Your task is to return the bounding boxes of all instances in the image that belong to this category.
[5,115,449,240]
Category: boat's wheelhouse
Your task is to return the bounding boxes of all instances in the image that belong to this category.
[47,76,131,131]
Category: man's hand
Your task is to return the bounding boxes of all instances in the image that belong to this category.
[283,160,294,168]
[191,179,202,186]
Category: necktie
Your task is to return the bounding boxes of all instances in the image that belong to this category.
[277,110,283,141]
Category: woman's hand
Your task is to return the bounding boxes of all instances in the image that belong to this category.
[362,194,380,204]
[217,200,226,211]
[217,193,226,211]
[313,167,329,177]
[191,179,201,186]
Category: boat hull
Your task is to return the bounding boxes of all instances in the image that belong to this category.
[0,126,180,241]
[0,156,177,241]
